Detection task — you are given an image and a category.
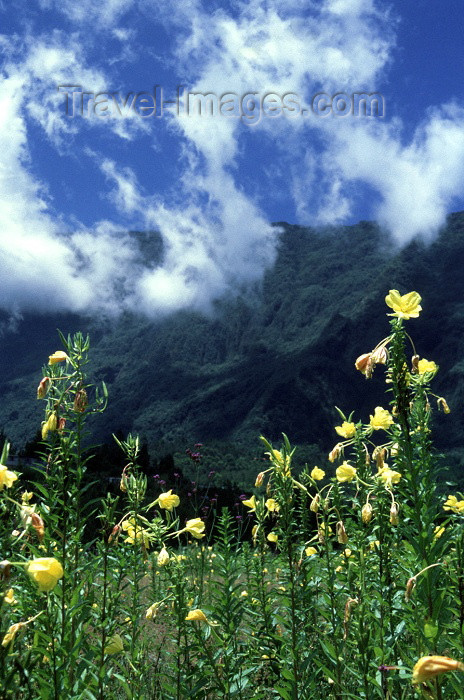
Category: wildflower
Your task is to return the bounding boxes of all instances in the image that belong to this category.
[158,489,180,511]
[265,498,280,512]
[26,558,64,592]
[336,462,357,483]
[2,622,24,648]
[146,602,161,620]
[335,422,356,439]
[0,464,18,490]
[122,519,151,547]
[305,546,317,557]
[377,467,402,488]
[48,351,68,364]
[242,495,257,511]
[185,608,217,627]
[385,290,422,320]
[444,495,464,514]
[434,525,445,539]
[36,377,51,399]
[417,359,438,375]
[3,589,16,605]
[412,655,464,684]
[176,518,205,539]
[369,406,394,431]
[240,590,248,597]
[310,466,325,481]
[267,532,278,543]
[361,502,373,524]
[157,547,170,567]
[104,634,124,654]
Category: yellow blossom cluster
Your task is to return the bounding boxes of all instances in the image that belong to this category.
[443,495,464,514]
[121,518,151,547]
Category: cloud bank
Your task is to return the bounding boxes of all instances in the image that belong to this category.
[1,0,464,318]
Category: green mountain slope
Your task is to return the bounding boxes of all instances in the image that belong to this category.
[2,213,464,482]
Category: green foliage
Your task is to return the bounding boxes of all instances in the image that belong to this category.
[2,297,464,698]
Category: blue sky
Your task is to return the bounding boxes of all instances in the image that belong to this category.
[1,0,464,317]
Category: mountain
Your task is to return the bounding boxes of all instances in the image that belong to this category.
[2,213,464,485]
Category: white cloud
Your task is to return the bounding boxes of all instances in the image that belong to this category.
[2,0,464,320]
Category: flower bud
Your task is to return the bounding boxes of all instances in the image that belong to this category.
[73,388,88,413]
[437,397,451,414]
[390,502,399,525]
[405,576,416,602]
[108,525,120,544]
[371,345,388,365]
[310,494,320,513]
[37,377,51,399]
[328,443,343,463]
[373,447,386,470]
[411,354,420,373]
[255,471,265,488]
[355,353,372,376]
[336,520,348,544]
[361,502,373,524]
[30,512,45,542]
[0,560,11,581]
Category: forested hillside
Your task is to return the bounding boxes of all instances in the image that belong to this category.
[2,212,464,484]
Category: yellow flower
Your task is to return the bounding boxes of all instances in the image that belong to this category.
[444,495,464,514]
[0,464,18,490]
[265,498,280,512]
[122,518,151,547]
[157,547,170,566]
[175,518,206,539]
[412,655,464,684]
[434,525,445,539]
[48,351,69,364]
[146,602,161,620]
[377,466,402,487]
[335,422,356,439]
[305,546,317,557]
[3,589,16,605]
[41,412,58,440]
[2,622,23,648]
[336,462,357,483]
[26,558,64,592]
[267,532,278,543]
[104,634,124,654]
[385,290,422,320]
[417,359,438,375]
[185,609,208,623]
[369,406,394,431]
[310,467,325,481]
[158,489,180,511]
[242,495,257,511]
